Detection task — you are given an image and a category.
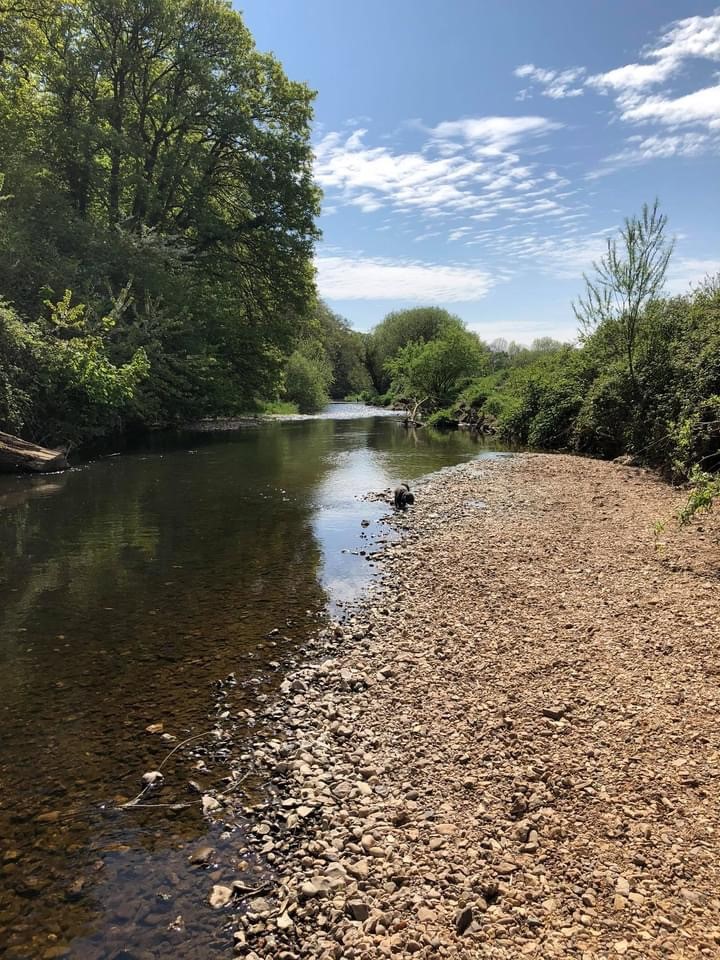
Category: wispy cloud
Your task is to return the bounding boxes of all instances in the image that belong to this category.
[513,11,720,173]
[619,84,720,128]
[667,257,720,293]
[514,64,586,99]
[314,115,567,224]
[429,115,560,146]
[316,255,497,301]
[589,12,720,95]
[589,131,715,178]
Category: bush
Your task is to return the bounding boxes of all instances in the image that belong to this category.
[0,303,39,434]
[284,351,331,413]
[0,293,149,445]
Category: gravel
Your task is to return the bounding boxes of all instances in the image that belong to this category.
[226,453,720,958]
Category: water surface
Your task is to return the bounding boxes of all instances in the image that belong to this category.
[0,406,505,959]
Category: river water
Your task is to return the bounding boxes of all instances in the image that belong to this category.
[0,405,506,959]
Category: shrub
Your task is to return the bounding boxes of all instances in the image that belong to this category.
[284,351,331,413]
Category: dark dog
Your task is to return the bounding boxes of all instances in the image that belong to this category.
[394,482,415,510]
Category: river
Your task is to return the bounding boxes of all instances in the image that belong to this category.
[0,405,507,959]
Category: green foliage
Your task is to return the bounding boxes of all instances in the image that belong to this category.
[458,264,720,517]
[0,0,319,445]
[574,200,674,392]
[679,466,720,524]
[445,207,720,529]
[0,303,38,434]
[284,346,333,414]
[367,307,466,393]
[384,324,488,417]
[314,303,372,399]
[0,295,149,443]
[262,400,299,415]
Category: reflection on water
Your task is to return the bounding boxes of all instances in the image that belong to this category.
[0,407,505,958]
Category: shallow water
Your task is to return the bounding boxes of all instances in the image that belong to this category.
[0,406,506,959]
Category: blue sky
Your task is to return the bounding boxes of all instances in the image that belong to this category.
[238,1,720,343]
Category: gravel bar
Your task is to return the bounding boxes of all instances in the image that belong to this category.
[228,452,720,959]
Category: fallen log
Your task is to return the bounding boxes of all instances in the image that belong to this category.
[0,431,69,474]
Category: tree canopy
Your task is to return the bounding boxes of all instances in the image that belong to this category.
[0,0,320,439]
[366,307,463,394]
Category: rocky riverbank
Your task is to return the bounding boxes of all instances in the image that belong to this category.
[226,453,720,959]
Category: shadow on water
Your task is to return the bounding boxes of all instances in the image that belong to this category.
[0,406,508,959]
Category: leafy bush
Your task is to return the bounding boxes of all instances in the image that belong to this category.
[0,303,38,434]
[284,350,332,414]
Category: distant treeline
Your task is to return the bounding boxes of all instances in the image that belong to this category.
[331,203,720,505]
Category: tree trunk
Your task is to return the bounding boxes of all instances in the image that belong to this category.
[0,432,69,474]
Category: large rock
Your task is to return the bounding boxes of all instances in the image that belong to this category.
[0,431,68,474]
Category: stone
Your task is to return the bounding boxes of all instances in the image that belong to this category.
[615,876,630,896]
[202,795,222,815]
[141,770,164,787]
[248,897,272,916]
[35,810,61,823]
[209,885,233,909]
[455,905,473,935]
[300,881,322,900]
[277,911,294,930]
[542,705,567,721]
[347,859,370,880]
[346,899,370,922]
[189,845,215,865]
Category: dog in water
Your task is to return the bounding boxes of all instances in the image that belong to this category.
[394,482,415,510]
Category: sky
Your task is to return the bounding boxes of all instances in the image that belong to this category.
[237,1,720,343]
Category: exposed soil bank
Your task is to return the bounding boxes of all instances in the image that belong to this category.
[234,453,720,959]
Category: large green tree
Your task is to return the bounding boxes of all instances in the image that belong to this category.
[0,0,320,435]
[385,324,488,420]
[366,307,462,394]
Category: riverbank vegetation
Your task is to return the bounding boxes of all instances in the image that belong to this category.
[0,6,717,505]
[364,205,720,513]
[0,0,320,440]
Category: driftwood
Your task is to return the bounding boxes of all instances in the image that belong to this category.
[0,431,69,474]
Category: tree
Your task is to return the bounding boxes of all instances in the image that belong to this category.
[284,348,332,414]
[367,307,463,393]
[385,325,487,420]
[573,200,674,393]
[314,303,372,398]
[0,0,320,437]
[531,337,565,353]
[0,292,149,443]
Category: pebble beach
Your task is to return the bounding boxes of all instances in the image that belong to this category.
[224,453,720,959]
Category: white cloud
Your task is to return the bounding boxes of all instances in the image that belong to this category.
[619,84,720,128]
[514,64,586,99]
[464,227,616,280]
[316,255,497,302]
[430,115,560,147]
[589,12,720,96]
[514,12,720,175]
[587,58,678,94]
[314,120,570,224]
[667,257,720,293]
[651,13,720,64]
[589,131,714,177]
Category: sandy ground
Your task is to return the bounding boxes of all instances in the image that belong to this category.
[230,453,720,959]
